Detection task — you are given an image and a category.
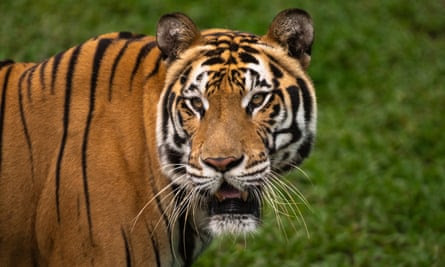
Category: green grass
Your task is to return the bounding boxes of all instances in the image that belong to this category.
[2,0,445,266]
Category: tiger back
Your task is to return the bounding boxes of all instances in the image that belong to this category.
[0,9,316,266]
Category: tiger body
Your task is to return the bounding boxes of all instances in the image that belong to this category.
[0,33,185,266]
[0,9,316,266]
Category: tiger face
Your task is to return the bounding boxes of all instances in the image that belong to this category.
[156,9,316,236]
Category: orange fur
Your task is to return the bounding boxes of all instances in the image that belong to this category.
[0,34,176,265]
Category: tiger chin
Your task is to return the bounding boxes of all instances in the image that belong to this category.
[0,8,316,267]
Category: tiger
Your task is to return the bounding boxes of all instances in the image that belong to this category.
[0,8,316,266]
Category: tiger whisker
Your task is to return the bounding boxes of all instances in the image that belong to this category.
[267,173,306,208]
[181,188,199,255]
[264,178,302,235]
[160,163,187,173]
[271,161,312,184]
[261,182,289,241]
[269,171,312,211]
[130,174,186,232]
[264,173,310,237]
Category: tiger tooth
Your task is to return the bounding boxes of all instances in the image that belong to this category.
[215,192,225,202]
[241,191,249,202]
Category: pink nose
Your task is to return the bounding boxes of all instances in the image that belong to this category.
[203,157,242,172]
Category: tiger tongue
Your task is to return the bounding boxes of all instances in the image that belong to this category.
[215,183,242,201]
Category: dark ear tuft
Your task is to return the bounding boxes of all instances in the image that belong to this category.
[156,12,201,61]
[265,9,314,69]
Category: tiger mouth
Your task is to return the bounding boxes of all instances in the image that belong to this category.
[207,182,261,235]
[209,182,260,217]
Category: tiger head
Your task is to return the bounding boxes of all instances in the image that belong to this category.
[155,9,316,236]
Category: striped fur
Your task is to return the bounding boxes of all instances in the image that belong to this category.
[0,9,316,266]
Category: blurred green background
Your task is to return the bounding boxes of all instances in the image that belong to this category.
[1,0,444,266]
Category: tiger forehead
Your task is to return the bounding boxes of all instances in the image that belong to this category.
[178,31,271,95]
[200,31,265,66]
[203,31,260,47]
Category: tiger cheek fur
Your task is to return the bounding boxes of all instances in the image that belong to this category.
[0,8,315,267]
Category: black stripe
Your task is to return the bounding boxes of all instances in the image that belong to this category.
[31,251,39,267]
[230,43,239,51]
[39,60,48,91]
[227,56,237,65]
[264,53,298,80]
[161,84,174,140]
[260,130,270,152]
[109,40,131,101]
[121,228,132,267]
[174,186,195,267]
[178,213,195,267]
[240,38,258,44]
[77,195,81,219]
[118,31,133,39]
[275,120,302,140]
[150,236,161,267]
[144,222,161,267]
[204,48,225,57]
[239,52,259,64]
[206,39,232,47]
[55,45,82,223]
[202,57,225,66]
[173,132,186,147]
[286,86,300,119]
[167,92,176,124]
[148,176,175,264]
[26,65,37,102]
[0,60,14,70]
[145,54,163,81]
[180,67,192,85]
[228,69,245,91]
[297,78,312,124]
[297,134,313,160]
[51,51,64,94]
[130,42,156,89]
[167,54,201,88]
[18,67,35,180]
[269,63,283,78]
[82,39,112,242]
[119,31,145,39]
[269,104,280,119]
[266,119,276,125]
[241,45,259,54]
[281,152,290,161]
[0,65,13,173]
[245,158,267,169]
[238,166,269,178]
[165,146,184,168]
[269,85,303,151]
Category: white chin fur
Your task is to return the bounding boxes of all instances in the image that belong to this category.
[208,214,259,236]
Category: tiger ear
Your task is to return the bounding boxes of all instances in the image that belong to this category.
[156,12,201,61]
[264,9,314,69]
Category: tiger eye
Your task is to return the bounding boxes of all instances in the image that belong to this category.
[191,97,204,110]
[251,93,266,106]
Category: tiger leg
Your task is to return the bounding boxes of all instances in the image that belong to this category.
[34,143,167,266]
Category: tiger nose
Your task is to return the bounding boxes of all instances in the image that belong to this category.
[202,156,243,172]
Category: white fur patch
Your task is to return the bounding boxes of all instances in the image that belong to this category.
[275,132,293,150]
[207,214,259,236]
